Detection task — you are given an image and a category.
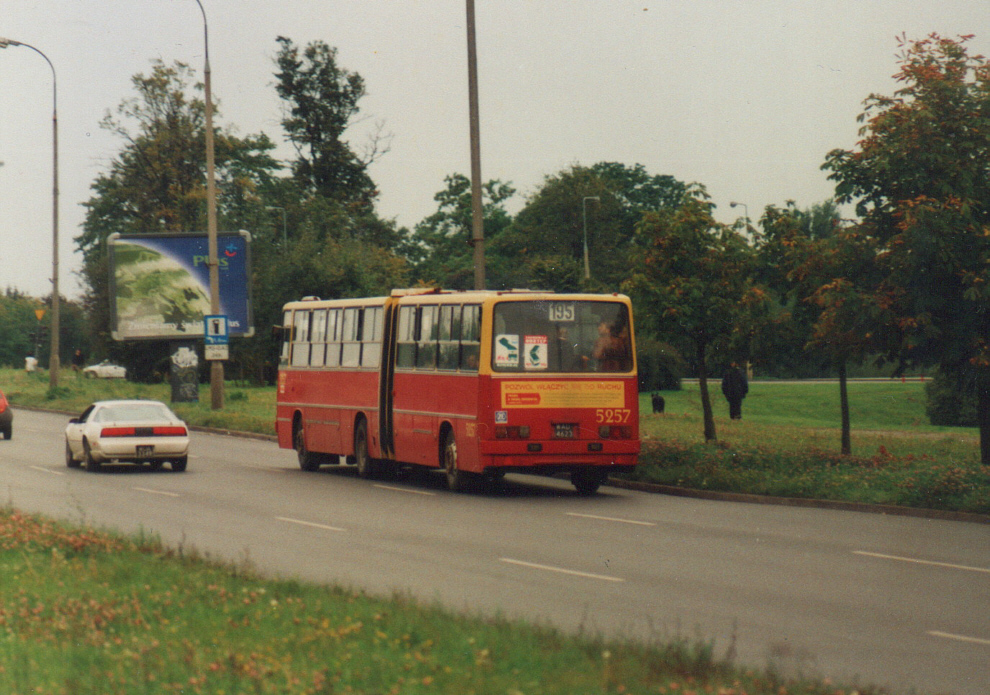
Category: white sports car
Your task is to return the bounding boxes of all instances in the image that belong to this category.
[82,360,127,379]
[65,400,189,472]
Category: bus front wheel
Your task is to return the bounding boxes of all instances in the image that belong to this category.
[294,420,320,472]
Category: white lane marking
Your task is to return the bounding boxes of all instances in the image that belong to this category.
[373,484,436,496]
[132,487,180,498]
[30,466,64,476]
[276,516,345,532]
[929,631,990,647]
[500,557,625,583]
[566,512,655,527]
[853,551,990,575]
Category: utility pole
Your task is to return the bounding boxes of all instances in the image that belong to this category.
[466,0,485,290]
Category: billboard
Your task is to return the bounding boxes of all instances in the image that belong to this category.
[109,232,254,340]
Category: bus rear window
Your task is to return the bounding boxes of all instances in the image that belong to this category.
[492,301,631,373]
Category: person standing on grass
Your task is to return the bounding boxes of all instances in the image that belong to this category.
[721,362,748,420]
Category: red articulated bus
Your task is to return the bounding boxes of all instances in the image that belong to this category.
[275,289,639,494]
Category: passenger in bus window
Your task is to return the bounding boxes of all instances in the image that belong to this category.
[592,321,630,372]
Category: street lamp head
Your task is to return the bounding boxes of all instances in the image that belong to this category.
[730,201,740,208]
[0,37,23,48]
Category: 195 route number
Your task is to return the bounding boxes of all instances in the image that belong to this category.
[596,408,631,424]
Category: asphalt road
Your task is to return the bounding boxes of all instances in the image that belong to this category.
[2,408,988,695]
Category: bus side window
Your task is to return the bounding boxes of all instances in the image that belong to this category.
[460,304,481,371]
[438,305,458,370]
[291,309,311,367]
[311,309,328,367]
[341,307,360,367]
[362,306,384,368]
[325,309,341,367]
[396,306,417,368]
[279,311,292,365]
[416,305,438,369]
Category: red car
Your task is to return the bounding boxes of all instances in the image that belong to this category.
[0,389,12,440]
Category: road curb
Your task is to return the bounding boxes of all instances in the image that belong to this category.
[607,477,990,524]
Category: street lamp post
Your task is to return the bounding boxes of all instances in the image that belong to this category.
[191,0,224,410]
[266,206,287,245]
[582,196,600,281]
[0,37,60,389]
[730,201,750,228]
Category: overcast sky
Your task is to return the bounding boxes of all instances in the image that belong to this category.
[1,1,987,299]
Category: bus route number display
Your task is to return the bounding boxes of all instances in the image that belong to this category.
[548,302,575,322]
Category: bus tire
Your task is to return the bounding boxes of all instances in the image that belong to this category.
[294,420,320,472]
[442,429,473,492]
[354,420,378,479]
[571,467,606,495]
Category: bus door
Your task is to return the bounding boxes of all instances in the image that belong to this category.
[379,298,398,460]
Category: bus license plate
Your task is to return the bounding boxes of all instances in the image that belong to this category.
[553,424,575,439]
[136,445,154,458]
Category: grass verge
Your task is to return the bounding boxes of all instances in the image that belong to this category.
[628,382,989,515]
[0,508,891,694]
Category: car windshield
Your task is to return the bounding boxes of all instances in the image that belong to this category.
[95,403,175,423]
[491,300,632,373]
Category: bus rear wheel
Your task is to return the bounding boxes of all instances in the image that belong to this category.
[442,430,474,492]
[354,420,380,479]
[571,467,607,495]
[294,420,320,472]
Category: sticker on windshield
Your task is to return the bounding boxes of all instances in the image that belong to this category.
[524,335,548,370]
[495,334,520,367]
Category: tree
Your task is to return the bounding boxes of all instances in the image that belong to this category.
[625,187,767,442]
[494,163,686,292]
[77,60,280,373]
[274,37,388,208]
[406,174,515,289]
[823,34,990,464]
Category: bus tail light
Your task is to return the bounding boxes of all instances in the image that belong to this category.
[599,425,633,440]
[495,425,530,439]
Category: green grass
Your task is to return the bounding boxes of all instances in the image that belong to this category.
[0,508,890,695]
[631,381,988,515]
[3,368,276,435]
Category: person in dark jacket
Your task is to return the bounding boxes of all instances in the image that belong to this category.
[721,363,748,420]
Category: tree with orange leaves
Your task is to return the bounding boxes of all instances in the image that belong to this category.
[625,186,767,443]
[824,34,990,464]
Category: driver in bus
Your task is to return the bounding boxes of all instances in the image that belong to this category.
[592,320,629,372]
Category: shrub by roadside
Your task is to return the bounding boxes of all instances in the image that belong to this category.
[620,439,990,515]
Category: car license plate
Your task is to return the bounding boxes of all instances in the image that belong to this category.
[136,445,154,458]
[553,424,575,439]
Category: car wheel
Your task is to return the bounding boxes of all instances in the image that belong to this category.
[65,441,80,468]
[83,440,100,472]
[294,420,320,471]
[171,457,188,473]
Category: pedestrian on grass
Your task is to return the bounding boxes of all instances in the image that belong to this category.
[721,363,748,420]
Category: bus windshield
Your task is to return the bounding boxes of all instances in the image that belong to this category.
[492,300,632,373]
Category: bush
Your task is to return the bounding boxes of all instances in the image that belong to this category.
[925,369,978,427]
[637,336,684,392]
